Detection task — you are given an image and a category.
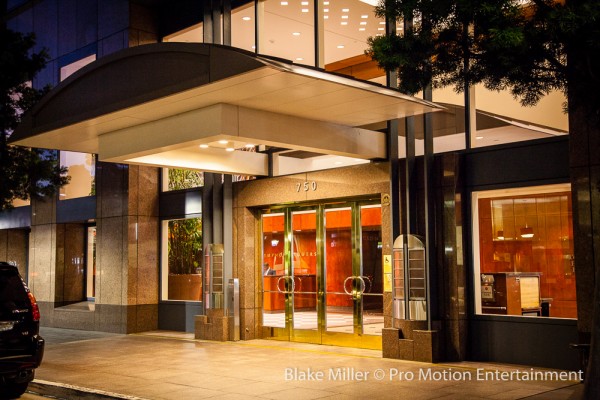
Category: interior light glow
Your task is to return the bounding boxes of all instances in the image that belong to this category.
[242,16,251,21]
[296,57,304,61]
[324,1,329,4]
[245,144,256,148]
[302,8,309,12]
[199,144,209,149]
[360,21,367,25]
[337,44,345,48]
[379,21,385,25]
[226,147,235,152]
[340,21,347,25]
[361,15,368,18]
[342,8,349,12]
[358,0,377,5]
[476,136,484,140]
[280,1,288,4]
[218,140,229,144]
[301,1,309,4]
[324,15,329,19]
[292,32,301,36]
[377,27,384,30]
[342,15,349,19]
[359,28,366,31]
[324,8,329,12]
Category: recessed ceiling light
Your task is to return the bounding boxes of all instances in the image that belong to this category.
[292,32,301,36]
[340,21,348,25]
[476,136,484,140]
[337,44,345,48]
[245,144,255,148]
[296,57,304,61]
[280,1,288,4]
[361,15,368,18]
[242,16,251,21]
[218,140,229,144]
[324,1,329,4]
[251,45,256,49]
[360,21,367,25]
[324,15,329,19]
[379,21,385,25]
[301,1,308,4]
[324,8,329,12]
[226,147,235,152]
[359,28,366,31]
[342,8,349,12]
[199,144,209,149]
[342,15,349,19]
[302,8,309,12]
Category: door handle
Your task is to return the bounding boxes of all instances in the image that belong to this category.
[343,276,354,295]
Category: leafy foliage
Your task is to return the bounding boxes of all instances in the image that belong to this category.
[167,168,204,190]
[368,0,600,107]
[168,218,203,275]
[0,28,69,210]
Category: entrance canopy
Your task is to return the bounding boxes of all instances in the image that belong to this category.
[11,43,442,176]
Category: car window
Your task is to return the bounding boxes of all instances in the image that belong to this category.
[0,269,30,314]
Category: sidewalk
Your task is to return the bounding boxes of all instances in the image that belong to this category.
[29,327,583,400]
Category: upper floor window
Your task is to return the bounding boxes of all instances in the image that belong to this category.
[59,152,95,200]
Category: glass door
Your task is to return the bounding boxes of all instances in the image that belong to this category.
[261,201,383,349]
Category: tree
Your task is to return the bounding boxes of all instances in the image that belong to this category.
[0,27,69,210]
[368,0,600,396]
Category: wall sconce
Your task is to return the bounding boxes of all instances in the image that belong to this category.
[497,230,505,240]
[520,225,534,239]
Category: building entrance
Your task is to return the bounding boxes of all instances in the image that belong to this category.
[261,201,383,349]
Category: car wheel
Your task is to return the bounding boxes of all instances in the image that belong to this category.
[0,381,29,399]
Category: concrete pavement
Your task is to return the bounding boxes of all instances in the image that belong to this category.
[27,327,583,400]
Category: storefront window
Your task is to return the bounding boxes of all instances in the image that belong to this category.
[59,152,95,200]
[161,217,203,301]
[162,168,204,191]
[473,184,576,319]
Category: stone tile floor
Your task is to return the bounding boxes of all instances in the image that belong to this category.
[32,328,583,400]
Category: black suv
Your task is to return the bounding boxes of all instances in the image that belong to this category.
[0,262,44,399]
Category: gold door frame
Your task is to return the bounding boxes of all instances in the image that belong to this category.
[260,198,382,350]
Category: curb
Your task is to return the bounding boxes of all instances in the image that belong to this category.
[28,380,149,400]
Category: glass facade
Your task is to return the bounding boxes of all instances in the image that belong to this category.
[474,185,576,319]
[162,218,203,301]
[59,152,95,200]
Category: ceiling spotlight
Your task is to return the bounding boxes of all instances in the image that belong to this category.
[359,28,366,31]
[360,21,367,25]
[199,144,209,149]
[379,21,385,25]
[324,8,329,12]
[218,140,229,144]
[296,57,304,61]
[280,1,288,4]
[476,136,483,140]
[301,8,309,12]
[292,32,301,36]
[342,8,349,12]
[301,1,309,4]
[377,27,384,31]
[342,15,349,19]
[361,15,369,18]
[337,44,345,48]
[242,16,251,21]
[324,15,329,19]
[340,21,348,25]
[226,147,235,152]
[324,1,329,4]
